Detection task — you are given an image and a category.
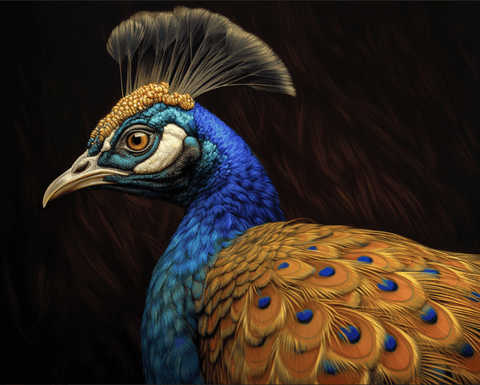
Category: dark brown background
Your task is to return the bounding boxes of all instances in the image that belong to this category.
[4,2,480,383]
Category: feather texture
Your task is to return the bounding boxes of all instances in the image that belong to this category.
[39,5,480,385]
[106,7,296,98]
[197,221,480,384]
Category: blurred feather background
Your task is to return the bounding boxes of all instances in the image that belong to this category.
[4,2,480,383]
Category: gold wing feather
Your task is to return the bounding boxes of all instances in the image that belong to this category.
[195,221,480,384]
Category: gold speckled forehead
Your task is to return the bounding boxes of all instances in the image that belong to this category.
[90,83,195,142]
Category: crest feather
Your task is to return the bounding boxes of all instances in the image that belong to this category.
[107,7,296,98]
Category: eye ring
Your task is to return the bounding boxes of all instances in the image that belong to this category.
[126,132,150,151]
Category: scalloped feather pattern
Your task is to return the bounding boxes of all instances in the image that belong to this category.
[196,221,480,384]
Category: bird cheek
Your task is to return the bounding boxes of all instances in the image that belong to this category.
[134,124,187,174]
[98,151,138,172]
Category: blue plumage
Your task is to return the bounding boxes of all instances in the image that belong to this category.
[130,103,285,383]
[468,292,480,302]
[258,296,271,309]
[323,360,337,375]
[384,334,397,352]
[459,343,474,358]
[339,325,361,344]
[420,304,438,324]
[318,266,335,277]
[377,278,398,292]
[357,255,373,263]
[296,309,314,324]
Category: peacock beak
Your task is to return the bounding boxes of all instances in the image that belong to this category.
[43,150,130,208]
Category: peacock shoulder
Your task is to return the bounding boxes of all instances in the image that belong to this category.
[195,221,480,384]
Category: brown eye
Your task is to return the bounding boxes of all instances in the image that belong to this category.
[127,132,149,151]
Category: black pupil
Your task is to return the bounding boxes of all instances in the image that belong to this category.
[132,134,143,145]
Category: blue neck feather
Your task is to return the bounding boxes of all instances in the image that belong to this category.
[141,104,284,384]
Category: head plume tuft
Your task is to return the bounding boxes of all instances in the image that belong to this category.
[106,7,296,98]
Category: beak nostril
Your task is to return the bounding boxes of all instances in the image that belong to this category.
[72,161,90,174]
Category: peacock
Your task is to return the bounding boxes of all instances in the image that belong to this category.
[43,7,480,385]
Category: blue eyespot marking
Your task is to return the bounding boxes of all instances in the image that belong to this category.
[278,262,289,269]
[377,278,398,292]
[318,266,335,277]
[423,268,440,275]
[258,296,271,309]
[338,325,361,344]
[308,246,317,250]
[323,360,337,375]
[459,343,474,358]
[296,309,313,324]
[384,334,397,352]
[357,256,373,263]
[420,304,438,324]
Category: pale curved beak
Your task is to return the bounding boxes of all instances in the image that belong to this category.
[43,150,130,208]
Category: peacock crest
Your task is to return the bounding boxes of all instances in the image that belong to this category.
[106,7,296,98]
[88,6,295,153]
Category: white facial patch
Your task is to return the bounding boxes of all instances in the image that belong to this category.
[134,124,187,174]
[100,130,116,152]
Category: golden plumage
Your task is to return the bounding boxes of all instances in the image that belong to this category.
[196,221,480,384]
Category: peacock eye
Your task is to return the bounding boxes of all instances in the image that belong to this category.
[127,132,149,151]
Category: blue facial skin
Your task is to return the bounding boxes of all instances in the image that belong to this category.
[85,101,284,384]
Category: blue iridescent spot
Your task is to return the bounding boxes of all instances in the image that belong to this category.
[319,267,335,277]
[423,268,440,275]
[296,309,313,324]
[459,343,474,358]
[338,325,361,344]
[174,337,186,349]
[323,360,337,375]
[430,367,447,380]
[258,296,271,309]
[384,334,397,352]
[468,292,480,302]
[377,279,398,292]
[278,262,289,269]
[295,346,306,354]
[420,304,438,324]
[308,246,317,250]
[357,256,373,263]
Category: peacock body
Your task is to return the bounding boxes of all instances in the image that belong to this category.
[43,7,480,385]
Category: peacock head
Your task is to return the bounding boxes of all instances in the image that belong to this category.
[42,82,252,208]
[43,7,295,209]
[44,83,204,208]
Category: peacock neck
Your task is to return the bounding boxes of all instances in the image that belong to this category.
[157,103,285,275]
[167,178,284,274]
[141,167,284,384]
[141,105,284,383]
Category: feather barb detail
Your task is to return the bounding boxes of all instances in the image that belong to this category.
[107,7,296,98]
